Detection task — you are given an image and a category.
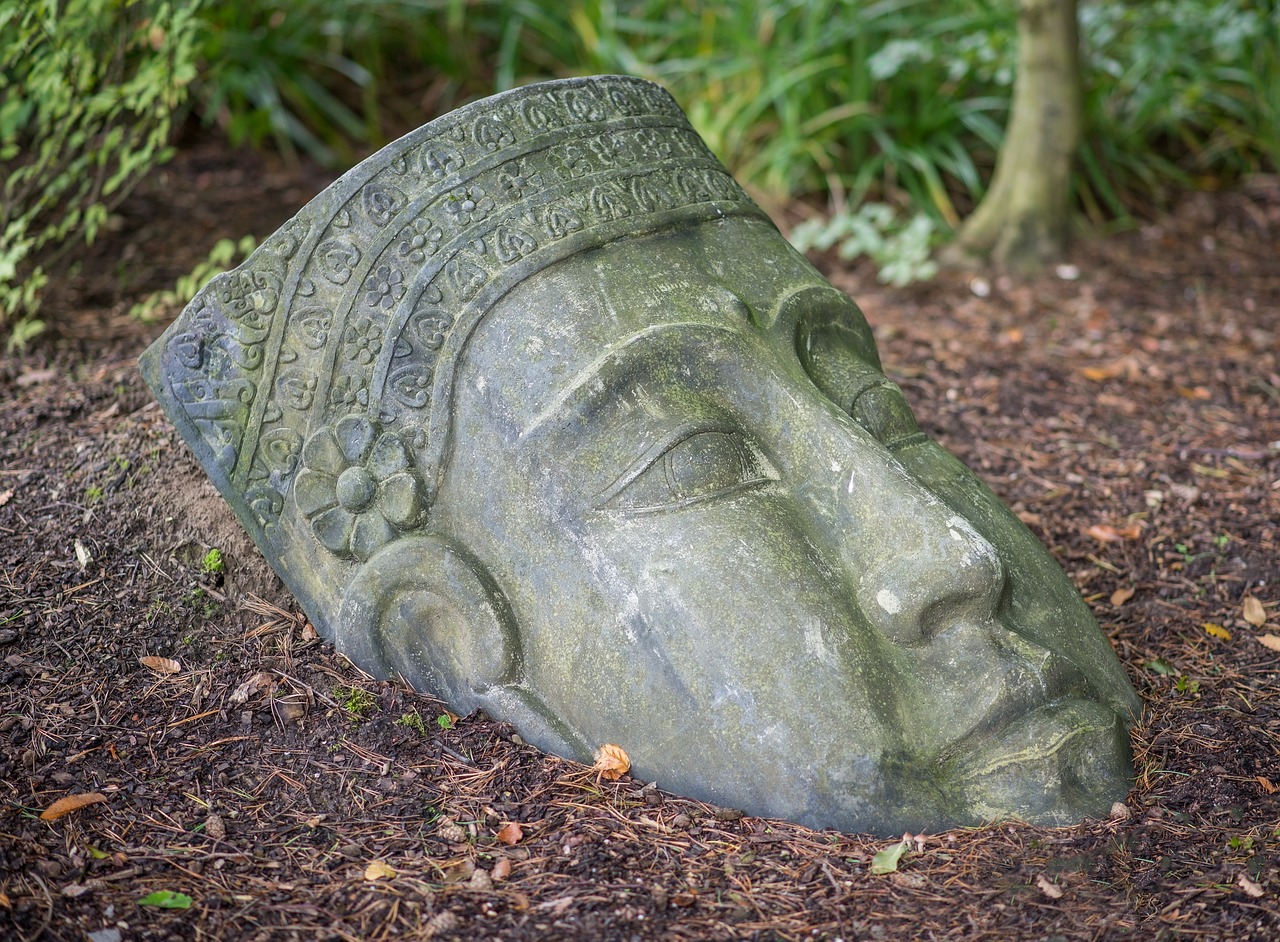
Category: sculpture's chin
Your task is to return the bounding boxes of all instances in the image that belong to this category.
[952,699,1133,826]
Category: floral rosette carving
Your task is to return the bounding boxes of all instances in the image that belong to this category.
[294,416,426,561]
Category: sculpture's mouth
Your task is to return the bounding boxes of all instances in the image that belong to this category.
[949,697,1132,824]
[938,640,1102,760]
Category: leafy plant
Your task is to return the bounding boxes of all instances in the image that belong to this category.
[200,547,224,577]
[398,711,428,735]
[790,204,939,286]
[137,889,193,909]
[0,0,201,347]
[335,685,376,718]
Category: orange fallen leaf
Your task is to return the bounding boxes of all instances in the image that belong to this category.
[671,888,698,907]
[1087,523,1142,543]
[495,821,524,846]
[492,857,512,881]
[139,655,181,675]
[593,743,630,781]
[1258,634,1280,652]
[1110,586,1135,606]
[1243,596,1267,627]
[1257,776,1276,794]
[1080,366,1116,382]
[1175,385,1212,400]
[1202,623,1232,642]
[40,792,107,821]
[364,860,396,881]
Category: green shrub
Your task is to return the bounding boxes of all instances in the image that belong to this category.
[0,0,201,348]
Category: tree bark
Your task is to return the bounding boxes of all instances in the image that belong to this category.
[952,0,1081,272]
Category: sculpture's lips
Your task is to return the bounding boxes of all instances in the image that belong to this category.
[943,641,1103,758]
[950,697,1132,825]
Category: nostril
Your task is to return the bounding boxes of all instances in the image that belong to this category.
[858,511,1006,646]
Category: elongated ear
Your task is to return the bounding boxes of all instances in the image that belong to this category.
[783,286,923,448]
[336,534,591,757]
[337,534,519,710]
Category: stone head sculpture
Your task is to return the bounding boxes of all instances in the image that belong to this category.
[141,76,1140,834]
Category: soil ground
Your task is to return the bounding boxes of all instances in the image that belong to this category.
[2,137,1279,941]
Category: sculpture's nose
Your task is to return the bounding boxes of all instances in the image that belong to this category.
[849,499,1006,647]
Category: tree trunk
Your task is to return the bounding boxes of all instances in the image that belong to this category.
[952,0,1081,272]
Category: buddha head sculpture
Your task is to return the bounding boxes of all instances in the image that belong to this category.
[141,75,1140,834]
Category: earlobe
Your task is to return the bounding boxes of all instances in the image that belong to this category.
[337,534,520,710]
[336,533,594,757]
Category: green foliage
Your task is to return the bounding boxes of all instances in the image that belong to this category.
[7,1,1276,331]
[137,889,194,909]
[184,1,1277,281]
[397,710,428,734]
[790,204,940,287]
[1078,0,1280,219]
[129,234,257,321]
[0,0,201,347]
[200,547,225,576]
[870,837,910,874]
[335,685,376,718]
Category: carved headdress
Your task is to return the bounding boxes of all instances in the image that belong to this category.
[140,75,770,635]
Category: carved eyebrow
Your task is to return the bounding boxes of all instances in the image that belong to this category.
[520,322,743,437]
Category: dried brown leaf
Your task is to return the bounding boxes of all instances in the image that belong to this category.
[229,671,274,703]
[1035,874,1064,899]
[1110,586,1135,606]
[1243,596,1267,627]
[593,743,630,781]
[1257,776,1276,794]
[1259,634,1280,652]
[139,655,181,675]
[364,860,396,881]
[495,821,524,846]
[40,792,107,821]
[492,857,512,881]
[1237,872,1265,898]
[436,857,475,884]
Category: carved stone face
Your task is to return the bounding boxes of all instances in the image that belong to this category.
[141,76,1139,834]
[418,216,1138,832]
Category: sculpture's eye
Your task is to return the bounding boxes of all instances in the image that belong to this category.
[600,427,778,514]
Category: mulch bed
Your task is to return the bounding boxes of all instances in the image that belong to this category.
[2,138,1278,941]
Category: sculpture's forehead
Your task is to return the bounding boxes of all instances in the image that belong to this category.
[462,226,832,427]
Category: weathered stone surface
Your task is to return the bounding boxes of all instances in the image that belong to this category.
[140,75,1140,834]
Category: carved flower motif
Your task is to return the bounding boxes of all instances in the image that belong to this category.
[443,186,494,226]
[397,219,443,263]
[363,265,405,310]
[294,416,426,561]
[330,375,369,409]
[498,162,543,201]
[343,316,383,365]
